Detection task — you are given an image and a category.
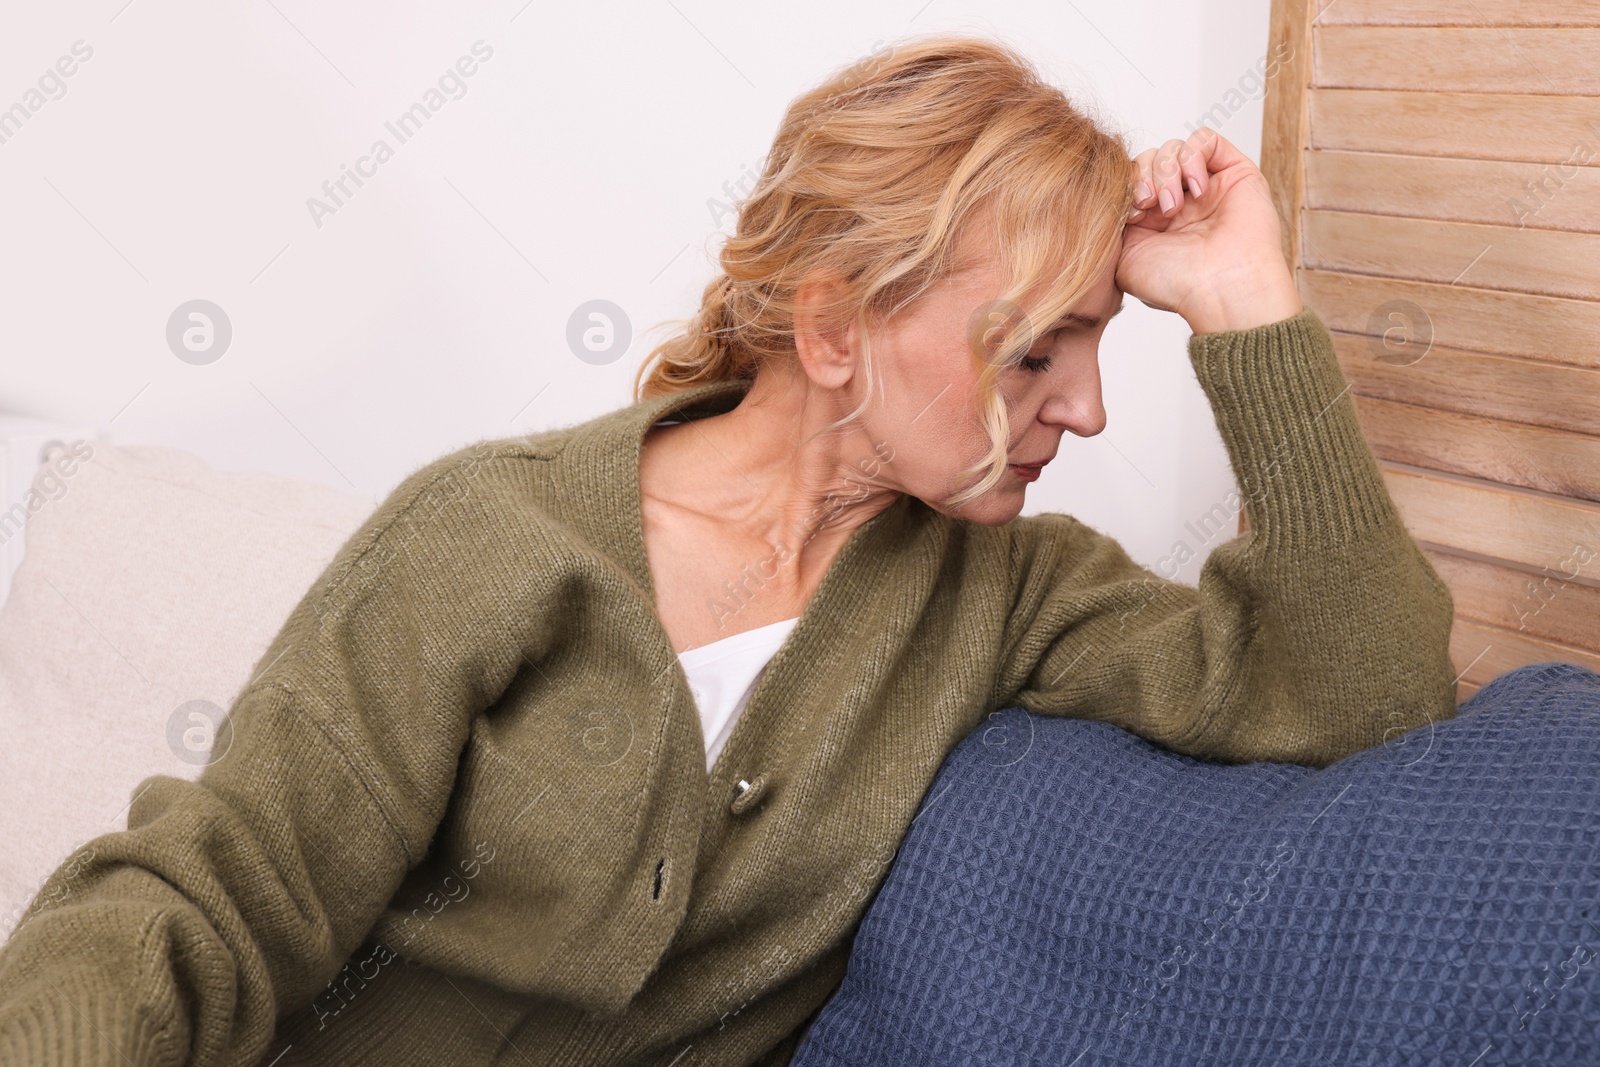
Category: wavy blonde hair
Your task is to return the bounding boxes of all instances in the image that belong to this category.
[631,32,1136,508]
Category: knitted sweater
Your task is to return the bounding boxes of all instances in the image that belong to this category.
[0,307,1459,1066]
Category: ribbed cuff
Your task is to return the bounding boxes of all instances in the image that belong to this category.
[1186,305,1403,553]
[0,966,178,1066]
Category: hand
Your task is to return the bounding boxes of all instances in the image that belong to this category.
[1116,127,1303,334]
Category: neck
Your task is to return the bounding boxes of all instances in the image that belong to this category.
[653,364,903,583]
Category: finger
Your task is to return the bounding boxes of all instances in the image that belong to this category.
[1151,138,1189,216]
[1129,148,1158,211]
[1187,126,1248,174]
[1179,126,1250,199]
[1125,159,1149,222]
[1126,207,1174,232]
[1176,133,1211,200]
[1124,197,1174,231]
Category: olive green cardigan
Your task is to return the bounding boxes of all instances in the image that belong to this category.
[0,307,1458,1065]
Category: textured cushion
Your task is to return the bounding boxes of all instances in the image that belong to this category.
[792,661,1600,1065]
[0,442,373,942]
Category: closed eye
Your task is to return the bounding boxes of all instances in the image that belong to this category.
[1017,327,1069,373]
[1018,351,1054,373]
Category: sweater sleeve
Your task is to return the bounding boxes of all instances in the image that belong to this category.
[0,455,506,1066]
[995,306,1459,768]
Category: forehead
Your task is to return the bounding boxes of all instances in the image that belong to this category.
[947,230,1125,321]
[1076,267,1126,319]
[940,209,1120,287]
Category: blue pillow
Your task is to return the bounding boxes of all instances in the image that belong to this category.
[792,661,1600,1066]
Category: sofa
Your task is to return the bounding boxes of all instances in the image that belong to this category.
[6,438,1599,1066]
[0,437,377,942]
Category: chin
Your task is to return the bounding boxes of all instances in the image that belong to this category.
[921,486,1027,527]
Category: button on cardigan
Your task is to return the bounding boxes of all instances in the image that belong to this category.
[0,306,1459,1066]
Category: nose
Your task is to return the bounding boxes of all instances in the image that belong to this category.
[1038,355,1107,437]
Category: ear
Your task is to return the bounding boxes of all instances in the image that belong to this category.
[792,269,858,391]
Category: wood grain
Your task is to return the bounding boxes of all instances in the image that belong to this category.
[1353,396,1600,502]
[1330,330,1600,438]
[1299,269,1600,369]
[1303,210,1600,301]
[1263,0,1313,272]
[1422,544,1600,652]
[1314,0,1600,26]
[1315,28,1600,94]
[1306,150,1600,235]
[1380,463,1600,576]
[1311,89,1600,165]
[1451,617,1600,687]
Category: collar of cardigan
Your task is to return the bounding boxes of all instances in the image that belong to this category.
[553,375,922,819]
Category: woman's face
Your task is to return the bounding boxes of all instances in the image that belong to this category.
[857,228,1124,526]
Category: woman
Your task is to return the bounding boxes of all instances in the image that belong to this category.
[0,33,1456,1067]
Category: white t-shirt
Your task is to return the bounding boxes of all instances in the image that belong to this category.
[679,616,800,772]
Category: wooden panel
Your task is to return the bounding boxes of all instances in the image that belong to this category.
[1306,150,1600,235]
[1270,0,1600,697]
[1299,269,1600,369]
[1303,210,1600,301]
[1330,331,1600,438]
[1456,680,1480,705]
[1422,545,1600,652]
[1380,463,1600,576]
[1451,617,1600,687]
[1263,0,1314,273]
[1315,28,1600,95]
[1311,89,1600,165]
[1353,396,1600,502]
[1315,0,1600,26]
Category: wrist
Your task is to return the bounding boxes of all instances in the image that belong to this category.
[1179,265,1303,334]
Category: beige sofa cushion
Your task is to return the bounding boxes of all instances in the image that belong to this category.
[0,441,374,943]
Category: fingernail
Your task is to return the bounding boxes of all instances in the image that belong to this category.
[1158,187,1175,213]
[1126,207,1145,221]
[1187,177,1203,198]
[1135,180,1153,204]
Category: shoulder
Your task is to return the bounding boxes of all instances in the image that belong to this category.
[313,403,637,606]
[1005,510,1098,567]
[1004,510,1175,592]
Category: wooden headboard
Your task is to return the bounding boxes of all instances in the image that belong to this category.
[1259,0,1600,704]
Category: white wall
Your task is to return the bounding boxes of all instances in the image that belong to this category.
[0,0,1276,584]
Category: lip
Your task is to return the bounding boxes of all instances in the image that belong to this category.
[1009,463,1044,482]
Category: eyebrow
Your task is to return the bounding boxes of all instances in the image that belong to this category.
[1058,298,1126,329]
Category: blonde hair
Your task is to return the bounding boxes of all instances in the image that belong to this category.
[631,32,1136,508]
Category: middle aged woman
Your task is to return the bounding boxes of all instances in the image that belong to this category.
[0,32,1459,1067]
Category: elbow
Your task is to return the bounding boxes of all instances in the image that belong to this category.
[1361,532,1460,722]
